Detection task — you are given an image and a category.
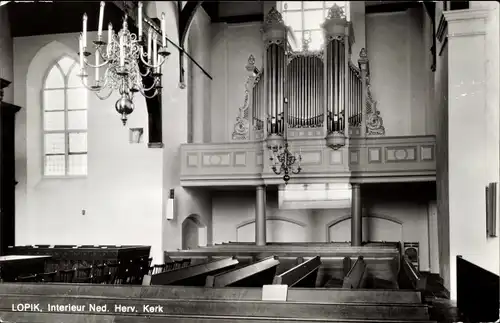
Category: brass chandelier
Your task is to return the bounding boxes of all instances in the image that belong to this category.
[78,2,169,125]
[269,140,302,184]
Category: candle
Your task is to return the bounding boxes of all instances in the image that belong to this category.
[95,50,100,82]
[138,2,143,41]
[107,23,112,55]
[82,13,88,48]
[147,28,152,62]
[153,35,157,67]
[98,1,105,38]
[119,33,125,67]
[79,34,84,70]
[161,13,166,47]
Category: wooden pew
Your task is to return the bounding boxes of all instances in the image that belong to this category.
[167,245,400,260]
[150,257,238,286]
[342,256,367,289]
[272,256,321,287]
[456,255,499,323]
[206,256,280,287]
[399,255,427,291]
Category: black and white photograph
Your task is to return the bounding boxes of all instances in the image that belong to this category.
[0,0,498,322]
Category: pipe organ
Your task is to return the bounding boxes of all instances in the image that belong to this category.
[246,5,384,148]
[287,53,324,129]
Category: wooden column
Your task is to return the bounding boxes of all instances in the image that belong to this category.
[351,184,362,247]
[255,185,267,246]
[0,79,21,256]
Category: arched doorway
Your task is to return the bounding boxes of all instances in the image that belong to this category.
[181,214,207,250]
[326,214,403,244]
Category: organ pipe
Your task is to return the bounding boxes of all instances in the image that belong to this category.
[258,5,365,149]
[286,54,324,128]
[323,4,350,149]
[262,8,287,138]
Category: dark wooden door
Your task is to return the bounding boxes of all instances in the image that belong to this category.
[0,102,20,256]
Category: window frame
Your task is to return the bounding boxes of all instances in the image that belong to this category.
[41,56,88,178]
[279,1,350,51]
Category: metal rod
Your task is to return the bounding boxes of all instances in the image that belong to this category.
[323,43,328,133]
[113,2,213,81]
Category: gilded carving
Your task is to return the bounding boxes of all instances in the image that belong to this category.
[288,50,323,64]
[232,55,260,140]
[359,48,385,136]
[262,7,287,49]
[326,4,346,20]
[365,82,385,136]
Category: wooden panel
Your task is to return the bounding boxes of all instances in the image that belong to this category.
[398,255,427,291]
[0,282,422,303]
[342,256,367,289]
[273,256,321,287]
[180,136,436,186]
[151,257,239,286]
[457,256,499,322]
[0,295,431,320]
[206,256,280,287]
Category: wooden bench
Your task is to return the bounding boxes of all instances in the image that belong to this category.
[399,255,427,291]
[166,245,400,260]
[0,294,432,321]
[0,283,423,304]
[272,256,321,287]
[206,256,280,287]
[150,257,238,286]
[342,256,367,289]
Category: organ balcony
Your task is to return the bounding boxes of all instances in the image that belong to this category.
[180,5,436,187]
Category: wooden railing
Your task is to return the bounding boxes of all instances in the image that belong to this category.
[457,255,499,322]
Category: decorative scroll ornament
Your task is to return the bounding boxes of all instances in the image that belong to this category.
[365,83,385,136]
[288,50,323,63]
[232,55,259,140]
[357,48,384,136]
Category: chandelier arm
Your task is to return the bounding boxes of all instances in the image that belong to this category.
[139,47,168,69]
[82,56,110,69]
[138,66,152,77]
[139,88,159,99]
[140,78,159,92]
[78,74,108,93]
[94,87,114,100]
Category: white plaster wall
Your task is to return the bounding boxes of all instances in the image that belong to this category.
[445,4,500,300]
[188,8,212,143]
[156,2,213,253]
[13,33,164,261]
[350,1,366,63]
[210,22,264,142]
[212,190,432,271]
[366,10,431,137]
[0,5,13,102]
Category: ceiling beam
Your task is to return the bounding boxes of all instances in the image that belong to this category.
[212,14,264,24]
[365,1,420,14]
[179,1,203,47]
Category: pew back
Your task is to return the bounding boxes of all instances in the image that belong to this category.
[206,256,280,287]
[273,256,321,287]
[151,257,239,286]
[342,256,367,289]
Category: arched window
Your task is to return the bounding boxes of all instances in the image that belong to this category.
[43,56,88,176]
[280,1,350,51]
